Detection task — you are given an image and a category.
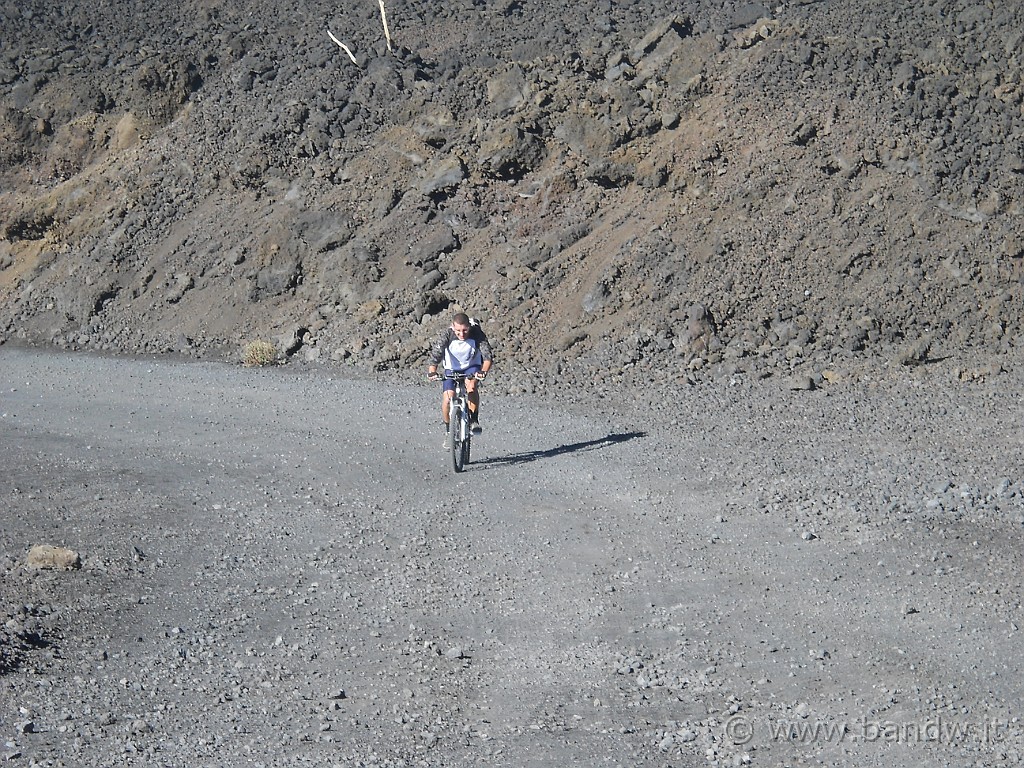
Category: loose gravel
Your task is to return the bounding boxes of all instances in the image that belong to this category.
[1,347,1022,766]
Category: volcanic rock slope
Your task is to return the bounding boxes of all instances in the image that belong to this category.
[1,0,1023,386]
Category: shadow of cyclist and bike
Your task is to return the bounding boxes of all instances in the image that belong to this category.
[471,431,646,470]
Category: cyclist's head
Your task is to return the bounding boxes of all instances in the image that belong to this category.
[452,312,472,339]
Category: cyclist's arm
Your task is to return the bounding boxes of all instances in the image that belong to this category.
[427,329,452,375]
[474,328,494,372]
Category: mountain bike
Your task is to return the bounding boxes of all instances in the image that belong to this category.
[444,372,474,472]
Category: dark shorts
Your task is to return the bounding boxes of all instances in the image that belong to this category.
[442,366,481,392]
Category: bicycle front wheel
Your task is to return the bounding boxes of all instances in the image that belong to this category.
[451,408,466,473]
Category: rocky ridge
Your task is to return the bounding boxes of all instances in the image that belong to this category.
[1,0,1022,390]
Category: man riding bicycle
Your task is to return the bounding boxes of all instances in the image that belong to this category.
[427,312,493,446]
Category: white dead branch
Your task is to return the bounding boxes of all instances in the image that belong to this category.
[378,0,393,53]
[327,29,358,65]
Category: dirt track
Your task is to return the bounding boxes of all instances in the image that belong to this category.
[1,347,1023,767]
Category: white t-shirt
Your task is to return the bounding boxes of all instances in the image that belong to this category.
[444,338,481,370]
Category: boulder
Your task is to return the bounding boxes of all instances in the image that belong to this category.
[26,544,81,570]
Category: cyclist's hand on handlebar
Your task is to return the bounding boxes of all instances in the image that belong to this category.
[427,371,441,382]
[474,370,487,381]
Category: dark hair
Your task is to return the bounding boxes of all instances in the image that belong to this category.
[452,312,471,326]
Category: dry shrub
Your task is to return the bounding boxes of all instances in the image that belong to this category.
[242,340,277,367]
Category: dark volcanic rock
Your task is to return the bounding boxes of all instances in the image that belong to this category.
[0,0,1021,387]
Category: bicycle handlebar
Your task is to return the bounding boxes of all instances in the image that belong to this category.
[427,371,487,383]
[428,372,480,379]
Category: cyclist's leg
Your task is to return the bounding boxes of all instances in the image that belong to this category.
[441,390,453,426]
[466,380,479,420]
[441,371,457,427]
[464,365,482,426]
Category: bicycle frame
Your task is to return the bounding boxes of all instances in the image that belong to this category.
[444,372,473,472]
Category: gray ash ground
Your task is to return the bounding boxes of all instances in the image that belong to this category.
[1,347,1022,767]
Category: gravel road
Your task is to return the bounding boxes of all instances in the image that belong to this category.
[2,347,1022,767]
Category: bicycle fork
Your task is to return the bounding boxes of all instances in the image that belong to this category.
[450,396,468,441]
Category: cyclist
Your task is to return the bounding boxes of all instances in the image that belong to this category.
[427,312,493,446]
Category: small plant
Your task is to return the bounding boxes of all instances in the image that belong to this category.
[242,340,277,367]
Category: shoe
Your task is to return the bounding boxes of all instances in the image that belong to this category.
[470,421,483,436]
[442,425,451,449]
